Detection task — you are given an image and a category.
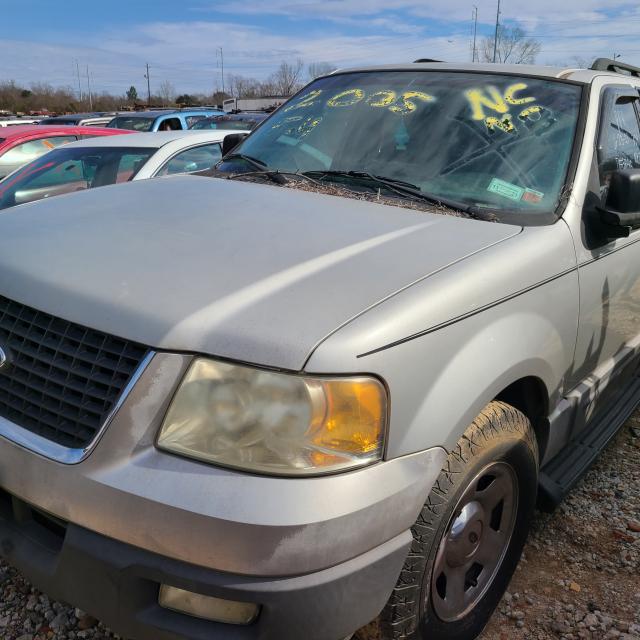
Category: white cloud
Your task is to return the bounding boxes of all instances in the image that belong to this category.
[2,1,640,93]
[209,0,637,26]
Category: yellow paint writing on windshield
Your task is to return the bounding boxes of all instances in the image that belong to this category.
[270,115,302,130]
[284,90,323,112]
[466,83,542,134]
[325,88,434,114]
[270,114,322,138]
[504,83,536,106]
[466,86,509,120]
[327,89,365,107]
[485,115,515,134]
[367,90,396,107]
[519,105,543,121]
[297,116,322,138]
[389,91,434,114]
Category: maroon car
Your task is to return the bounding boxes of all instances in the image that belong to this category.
[0,125,129,179]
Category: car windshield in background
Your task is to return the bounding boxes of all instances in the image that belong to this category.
[0,146,155,210]
[191,114,267,130]
[39,118,79,125]
[218,71,582,222]
[107,116,156,132]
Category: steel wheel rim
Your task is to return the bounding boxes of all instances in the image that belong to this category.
[429,461,519,622]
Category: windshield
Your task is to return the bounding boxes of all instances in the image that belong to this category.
[0,145,156,210]
[191,115,264,130]
[39,118,74,125]
[107,116,156,132]
[218,71,582,223]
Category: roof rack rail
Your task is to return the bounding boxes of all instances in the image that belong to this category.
[590,58,640,77]
[413,58,444,63]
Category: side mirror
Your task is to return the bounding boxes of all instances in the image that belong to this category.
[222,132,249,157]
[598,169,640,238]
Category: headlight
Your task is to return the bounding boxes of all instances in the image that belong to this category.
[157,358,387,476]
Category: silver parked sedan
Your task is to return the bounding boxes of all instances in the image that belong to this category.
[0,58,638,640]
[0,129,248,210]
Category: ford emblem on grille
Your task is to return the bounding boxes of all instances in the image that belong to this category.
[0,346,7,370]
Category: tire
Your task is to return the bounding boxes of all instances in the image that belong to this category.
[357,401,539,640]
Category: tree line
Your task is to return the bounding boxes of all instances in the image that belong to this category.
[0,60,336,114]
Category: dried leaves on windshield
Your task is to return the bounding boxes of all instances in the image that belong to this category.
[197,169,497,222]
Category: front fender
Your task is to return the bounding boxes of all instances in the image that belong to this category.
[305,223,579,457]
[403,312,561,453]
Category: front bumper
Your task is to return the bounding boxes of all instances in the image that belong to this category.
[0,352,446,639]
[0,488,411,640]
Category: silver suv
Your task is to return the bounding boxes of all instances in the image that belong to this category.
[0,58,639,640]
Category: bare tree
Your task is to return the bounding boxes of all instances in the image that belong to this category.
[226,74,282,99]
[563,56,590,69]
[0,62,307,114]
[228,74,260,98]
[270,59,304,96]
[158,80,176,106]
[481,26,541,64]
[308,62,337,81]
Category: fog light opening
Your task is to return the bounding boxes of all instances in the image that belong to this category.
[159,584,260,625]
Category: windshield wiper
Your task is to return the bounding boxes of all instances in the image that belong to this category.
[226,169,324,187]
[303,170,489,219]
[224,153,269,172]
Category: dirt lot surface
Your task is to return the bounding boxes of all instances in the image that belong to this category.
[480,419,640,640]
[0,417,638,640]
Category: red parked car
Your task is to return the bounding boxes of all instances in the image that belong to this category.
[0,125,129,179]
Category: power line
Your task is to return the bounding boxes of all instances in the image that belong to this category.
[75,59,82,102]
[524,32,640,38]
[144,63,151,105]
[492,0,501,63]
[217,47,225,96]
[85,65,92,110]
[472,6,479,62]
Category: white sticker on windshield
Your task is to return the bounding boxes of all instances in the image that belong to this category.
[487,178,545,204]
[487,178,524,201]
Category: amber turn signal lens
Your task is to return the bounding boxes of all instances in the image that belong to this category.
[157,358,387,476]
[310,379,386,456]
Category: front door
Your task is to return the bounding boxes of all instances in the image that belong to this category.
[570,85,640,428]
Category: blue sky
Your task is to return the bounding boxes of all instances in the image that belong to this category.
[1,1,639,95]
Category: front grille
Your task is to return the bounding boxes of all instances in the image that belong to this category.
[0,295,149,449]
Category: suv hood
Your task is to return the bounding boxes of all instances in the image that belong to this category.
[0,177,520,370]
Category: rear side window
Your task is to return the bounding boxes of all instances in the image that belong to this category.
[155,143,222,176]
[597,90,640,187]
[186,115,206,127]
[157,117,182,131]
[27,159,87,188]
[0,135,76,171]
[0,146,155,209]
[116,153,153,182]
[108,116,155,131]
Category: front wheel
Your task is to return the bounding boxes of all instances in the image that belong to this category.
[359,401,539,640]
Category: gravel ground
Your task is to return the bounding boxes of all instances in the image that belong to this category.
[0,415,638,640]
[480,416,640,640]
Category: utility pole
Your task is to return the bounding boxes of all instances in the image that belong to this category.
[217,47,225,97]
[492,0,501,63]
[472,6,478,63]
[86,65,93,111]
[75,60,83,101]
[144,63,151,106]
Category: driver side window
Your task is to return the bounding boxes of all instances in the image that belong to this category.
[598,91,640,189]
[155,144,222,176]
